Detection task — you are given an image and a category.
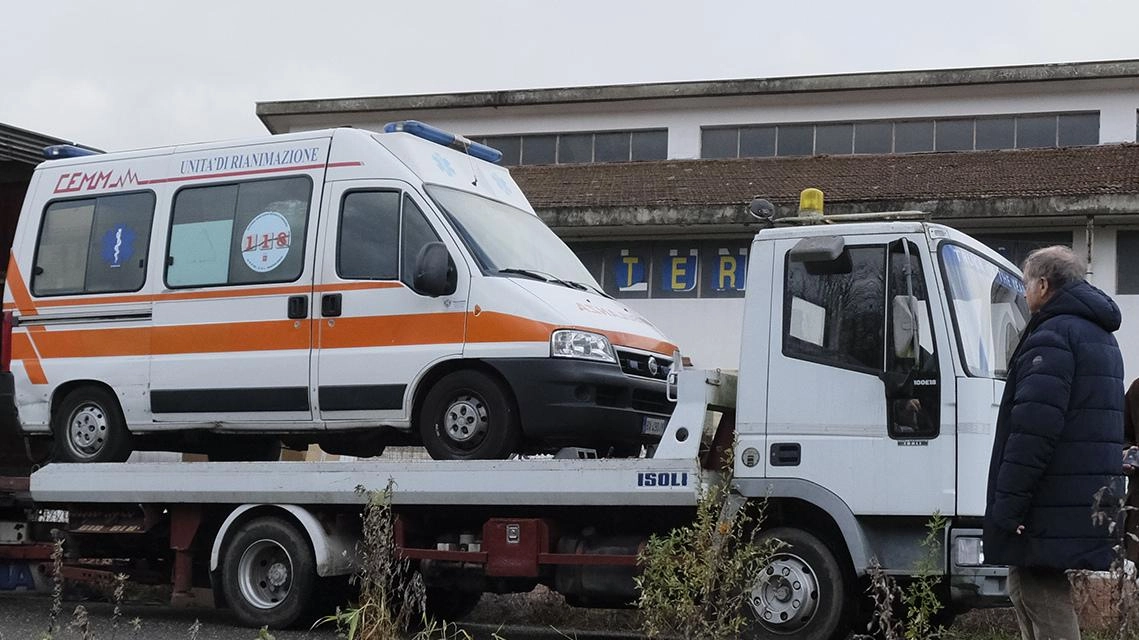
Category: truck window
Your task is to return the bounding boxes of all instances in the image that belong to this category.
[32,191,155,296]
[166,177,311,288]
[886,241,939,438]
[783,245,886,373]
[939,243,1028,379]
[336,192,441,283]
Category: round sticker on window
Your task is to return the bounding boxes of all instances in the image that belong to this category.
[241,211,291,273]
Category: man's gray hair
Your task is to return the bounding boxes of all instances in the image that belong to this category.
[1022,245,1086,289]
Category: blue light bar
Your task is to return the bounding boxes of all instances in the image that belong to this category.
[383,120,503,164]
[43,145,102,160]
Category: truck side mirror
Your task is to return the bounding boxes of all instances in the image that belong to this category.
[413,242,457,297]
[891,295,920,360]
[789,236,851,275]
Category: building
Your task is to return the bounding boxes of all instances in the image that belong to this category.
[257,60,1139,375]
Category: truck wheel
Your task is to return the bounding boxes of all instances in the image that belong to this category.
[744,527,853,640]
[424,586,483,622]
[52,387,132,463]
[222,516,317,629]
[418,370,520,460]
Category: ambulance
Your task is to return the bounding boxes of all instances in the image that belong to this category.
[0,123,677,463]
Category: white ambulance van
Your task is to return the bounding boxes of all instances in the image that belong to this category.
[0,123,677,463]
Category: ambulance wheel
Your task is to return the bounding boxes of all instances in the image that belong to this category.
[52,387,132,463]
[419,370,520,460]
[744,527,854,640]
[223,516,317,629]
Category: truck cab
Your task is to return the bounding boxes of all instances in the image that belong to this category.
[730,215,1025,636]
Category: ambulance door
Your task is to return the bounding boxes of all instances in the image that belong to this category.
[150,165,323,424]
[314,181,468,423]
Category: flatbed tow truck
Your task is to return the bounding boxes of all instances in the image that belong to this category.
[0,194,1019,640]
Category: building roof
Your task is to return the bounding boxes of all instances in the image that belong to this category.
[512,144,1139,208]
[257,59,1139,129]
[0,123,99,167]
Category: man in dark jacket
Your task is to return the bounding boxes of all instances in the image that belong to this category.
[984,246,1124,640]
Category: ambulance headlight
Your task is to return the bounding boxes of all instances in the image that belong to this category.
[551,330,616,364]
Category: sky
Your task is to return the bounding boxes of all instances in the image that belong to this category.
[4,0,1139,152]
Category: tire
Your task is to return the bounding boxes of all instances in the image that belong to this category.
[744,527,854,640]
[424,586,483,622]
[222,516,317,629]
[208,437,282,462]
[52,387,132,463]
[418,370,520,460]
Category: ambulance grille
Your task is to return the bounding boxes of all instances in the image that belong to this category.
[616,350,671,381]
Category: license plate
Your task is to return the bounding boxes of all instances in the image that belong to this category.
[641,416,668,437]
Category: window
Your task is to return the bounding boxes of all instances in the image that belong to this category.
[783,245,886,373]
[338,191,400,279]
[337,192,441,284]
[940,244,1029,379]
[700,111,1099,158]
[399,197,440,287]
[594,132,630,162]
[886,241,939,438]
[477,130,667,166]
[739,126,776,157]
[777,125,813,156]
[558,134,593,163]
[33,191,155,296]
[166,177,311,288]
[485,136,521,166]
[1117,231,1139,294]
[701,128,738,159]
[631,130,668,161]
[521,135,556,165]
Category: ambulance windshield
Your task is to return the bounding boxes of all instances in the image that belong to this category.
[426,185,601,291]
[939,244,1029,379]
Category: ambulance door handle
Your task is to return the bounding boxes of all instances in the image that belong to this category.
[287,295,309,319]
[321,293,342,317]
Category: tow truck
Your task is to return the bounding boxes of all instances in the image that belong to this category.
[0,189,1019,640]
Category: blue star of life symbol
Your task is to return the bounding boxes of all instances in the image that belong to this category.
[493,173,512,195]
[432,153,456,177]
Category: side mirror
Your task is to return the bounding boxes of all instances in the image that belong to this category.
[891,295,920,360]
[413,242,457,297]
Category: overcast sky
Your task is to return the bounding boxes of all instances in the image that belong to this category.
[4,0,1138,151]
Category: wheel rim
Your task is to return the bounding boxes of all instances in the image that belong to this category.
[237,539,293,610]
[748,552,821,633]
[66,403,109,460]
[442,393,489,446]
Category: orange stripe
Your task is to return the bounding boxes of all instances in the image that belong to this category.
[319,313,465,349]
[5,259,36,316]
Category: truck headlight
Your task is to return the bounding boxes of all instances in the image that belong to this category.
[953,536,984,567]
[551,330,616,364]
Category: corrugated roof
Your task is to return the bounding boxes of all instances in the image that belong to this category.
[0,123,99,166]
[511,144,1139,209]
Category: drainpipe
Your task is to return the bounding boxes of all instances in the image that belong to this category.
[1086,215,1095,280]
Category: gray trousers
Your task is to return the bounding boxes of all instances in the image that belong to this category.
[1008,566,1081,640]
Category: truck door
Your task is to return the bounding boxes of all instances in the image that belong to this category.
[313,181,469,423]
[764,234,955,516]
[150,157,325,423]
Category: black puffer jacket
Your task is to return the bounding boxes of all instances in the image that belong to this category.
[983,280,1125,570]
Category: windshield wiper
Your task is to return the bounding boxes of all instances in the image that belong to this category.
[498,268,589,292]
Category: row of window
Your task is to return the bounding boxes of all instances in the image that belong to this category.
[470,129,668,166]
[32,177,439,297]
[701,112,1100,159]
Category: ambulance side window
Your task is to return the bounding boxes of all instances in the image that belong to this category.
[782,246,886,373]
[166,176,311,288]
[400,196,441,288]
[338,191,400,280]
[32,191,155,296]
